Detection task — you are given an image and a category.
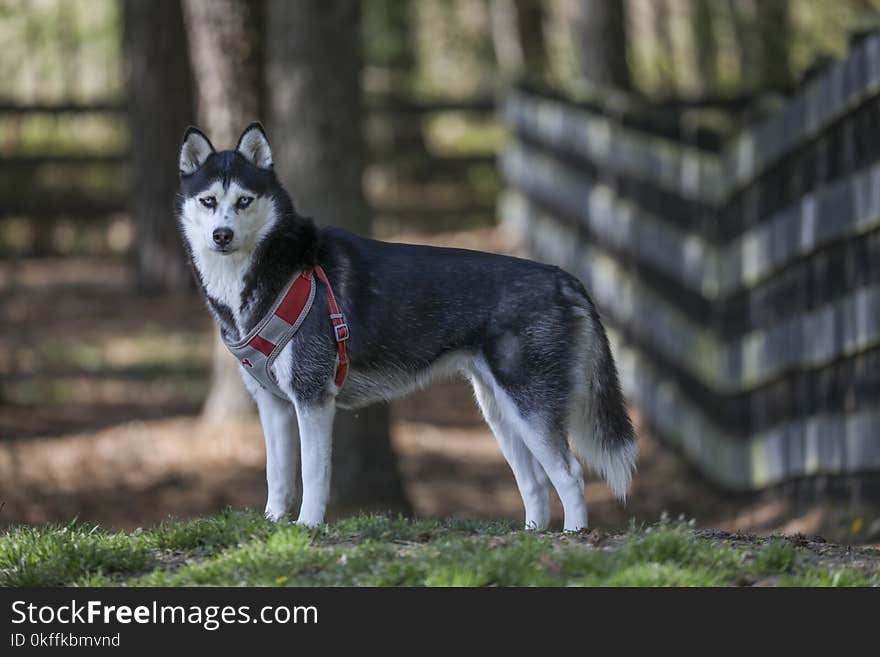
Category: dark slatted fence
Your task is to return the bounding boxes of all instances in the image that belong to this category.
[500,34,880,491]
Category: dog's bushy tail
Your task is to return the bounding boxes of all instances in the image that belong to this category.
[569,304,637,502]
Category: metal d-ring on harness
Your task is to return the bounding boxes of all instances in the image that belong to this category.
[221,265,349,399]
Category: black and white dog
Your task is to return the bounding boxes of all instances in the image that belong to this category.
[177,123,636,531]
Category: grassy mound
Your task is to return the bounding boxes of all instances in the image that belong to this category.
[1,511,877,587]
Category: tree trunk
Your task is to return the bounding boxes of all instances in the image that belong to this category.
[490,0,547,81]
[182,0,265,146]
[266,0,410,517]
[201,334,254,421]
[572,0,632,91]
[692,0,719,96]
[725,0,758,92]
[362,1,431,180]
[181,0,266,421]
[651,0,678,92]
[756,0,793,91]
[123,0,195,293]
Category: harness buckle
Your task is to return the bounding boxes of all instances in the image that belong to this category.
[332,318,349,342]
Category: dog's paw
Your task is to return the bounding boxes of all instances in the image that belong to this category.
[264,508,290,522]
[294,516,324,528]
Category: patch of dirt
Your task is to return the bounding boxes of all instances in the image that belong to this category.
[0,417,267,528]
[692,528,880,577]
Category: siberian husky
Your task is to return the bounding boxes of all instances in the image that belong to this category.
[176,122,637,531]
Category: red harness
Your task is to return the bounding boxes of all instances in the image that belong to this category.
[313,265,349,387]
[222,265,349,397]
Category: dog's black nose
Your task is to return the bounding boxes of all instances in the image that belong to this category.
[213,227,234,247]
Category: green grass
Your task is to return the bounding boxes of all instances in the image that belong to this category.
[1,512,877,587]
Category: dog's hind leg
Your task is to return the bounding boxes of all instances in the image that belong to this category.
[292,397,336,527]
[468,369,551,530]
[498,408,587,531]
[254,388,300,521]
[474,359,588,531]
[516,422,588,532]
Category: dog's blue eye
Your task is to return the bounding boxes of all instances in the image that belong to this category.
[236,196,254,210]
[200,196,216,209]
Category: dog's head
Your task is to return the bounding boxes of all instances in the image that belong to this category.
[176,122,282,258]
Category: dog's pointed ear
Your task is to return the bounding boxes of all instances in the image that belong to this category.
[179,126,215,176]
[236,122,273,169]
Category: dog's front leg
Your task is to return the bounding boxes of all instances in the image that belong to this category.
[254,389,300,521]
[292,398,336,527]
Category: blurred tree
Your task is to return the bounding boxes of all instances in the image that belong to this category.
[692,0,719,95]
[490,0,547,81]
[756,0,793,91]
[726,0,759,92]
[363,0,418,97]
[572,0,632,90]
[123,0,195,292]
[643,0,678,94]
[181,0,265,422]
[265,0,410,517]
[412,0,497,99]
[182,0,264,147]
[362,0,432,180]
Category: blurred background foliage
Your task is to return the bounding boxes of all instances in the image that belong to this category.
[2,0,879,258]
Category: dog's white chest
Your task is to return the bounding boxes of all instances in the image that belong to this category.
[194,249,251,328]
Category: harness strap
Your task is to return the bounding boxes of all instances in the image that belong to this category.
[314,265,349,387]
